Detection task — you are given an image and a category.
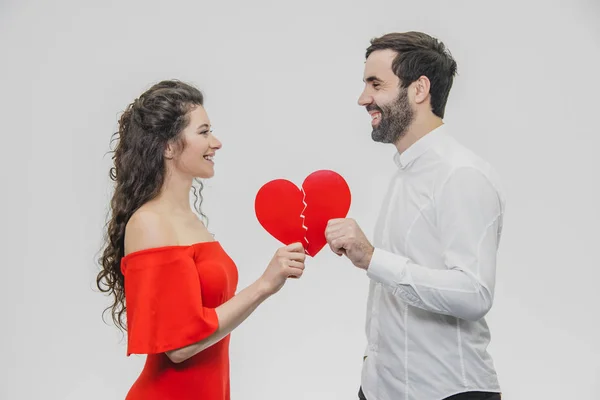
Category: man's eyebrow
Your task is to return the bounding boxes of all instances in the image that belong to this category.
[363,76,382,83]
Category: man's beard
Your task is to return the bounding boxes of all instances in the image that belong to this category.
[369,87,414,144]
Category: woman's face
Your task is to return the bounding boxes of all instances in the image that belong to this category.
[168,105,222,179]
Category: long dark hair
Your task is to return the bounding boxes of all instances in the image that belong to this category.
[97,79,207,332]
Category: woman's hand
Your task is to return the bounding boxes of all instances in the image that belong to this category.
[260,242,306,295]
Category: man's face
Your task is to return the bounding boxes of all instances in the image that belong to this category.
[358,49,414,144]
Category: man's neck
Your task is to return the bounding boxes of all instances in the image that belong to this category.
[395,116,444,154]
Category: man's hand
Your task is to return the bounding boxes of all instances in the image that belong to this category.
[325,218,374,270]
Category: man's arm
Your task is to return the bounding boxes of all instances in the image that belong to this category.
[366,167,504,321]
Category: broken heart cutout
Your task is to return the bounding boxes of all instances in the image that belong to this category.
[254,170,351,256]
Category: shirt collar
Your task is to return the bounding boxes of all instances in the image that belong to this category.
[393,124,447,169]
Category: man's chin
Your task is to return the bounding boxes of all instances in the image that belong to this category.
[371,129,392,144]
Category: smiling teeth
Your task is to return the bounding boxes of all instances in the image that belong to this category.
[204,156,213,161]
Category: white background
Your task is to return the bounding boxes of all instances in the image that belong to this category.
[2,0,599,399]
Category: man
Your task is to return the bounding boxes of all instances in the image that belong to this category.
[325,32,504,400]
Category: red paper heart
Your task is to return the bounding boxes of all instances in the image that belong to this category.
[254,170,351,256]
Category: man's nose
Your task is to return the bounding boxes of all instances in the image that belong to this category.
[358,90,372,107]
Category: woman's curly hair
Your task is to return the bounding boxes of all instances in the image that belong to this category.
[96,79,207,331]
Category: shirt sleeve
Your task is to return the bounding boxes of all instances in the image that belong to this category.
[366,167,504,321]
[122,248,219,355]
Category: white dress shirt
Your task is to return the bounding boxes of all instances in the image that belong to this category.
[361,124,505,400]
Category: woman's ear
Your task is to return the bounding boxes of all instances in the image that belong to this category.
[164,142,175,160]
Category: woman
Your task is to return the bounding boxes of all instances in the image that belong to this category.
[96,79,306,400]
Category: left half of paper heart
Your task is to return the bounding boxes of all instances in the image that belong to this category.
[254,178,309,251]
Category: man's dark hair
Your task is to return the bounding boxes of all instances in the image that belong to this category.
[366,32,458,118]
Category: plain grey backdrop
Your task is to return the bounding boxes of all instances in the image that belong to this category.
[2,0,599,399]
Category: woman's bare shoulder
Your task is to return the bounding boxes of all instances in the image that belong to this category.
[124,205,177,256]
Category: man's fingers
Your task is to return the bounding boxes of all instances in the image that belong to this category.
[329,238,346,256]
[326,218,347,231]
[325,223,348,244]
[331,245,345,256]
[325,225,343,238]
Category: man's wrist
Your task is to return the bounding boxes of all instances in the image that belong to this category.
[361,243,375,270]
[366,248,410,285]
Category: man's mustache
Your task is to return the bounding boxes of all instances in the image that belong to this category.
[366,104,382,113]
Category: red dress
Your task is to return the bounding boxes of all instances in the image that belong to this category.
[120,241,239,400]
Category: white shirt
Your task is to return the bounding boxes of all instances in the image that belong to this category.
[361,124,505,400]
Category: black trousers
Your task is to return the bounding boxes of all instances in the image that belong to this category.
[358,386,501,400]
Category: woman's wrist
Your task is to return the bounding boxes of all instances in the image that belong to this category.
[252,277,273,300]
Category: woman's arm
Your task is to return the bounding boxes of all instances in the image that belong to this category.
[166,278,268,363]
[125,209,306,364]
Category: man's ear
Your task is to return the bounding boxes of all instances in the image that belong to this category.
[413,75,431,105]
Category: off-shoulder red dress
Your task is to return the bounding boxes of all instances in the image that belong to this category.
[120,241,239,400]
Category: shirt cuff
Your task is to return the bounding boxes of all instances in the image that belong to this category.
[366,248,410,286]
